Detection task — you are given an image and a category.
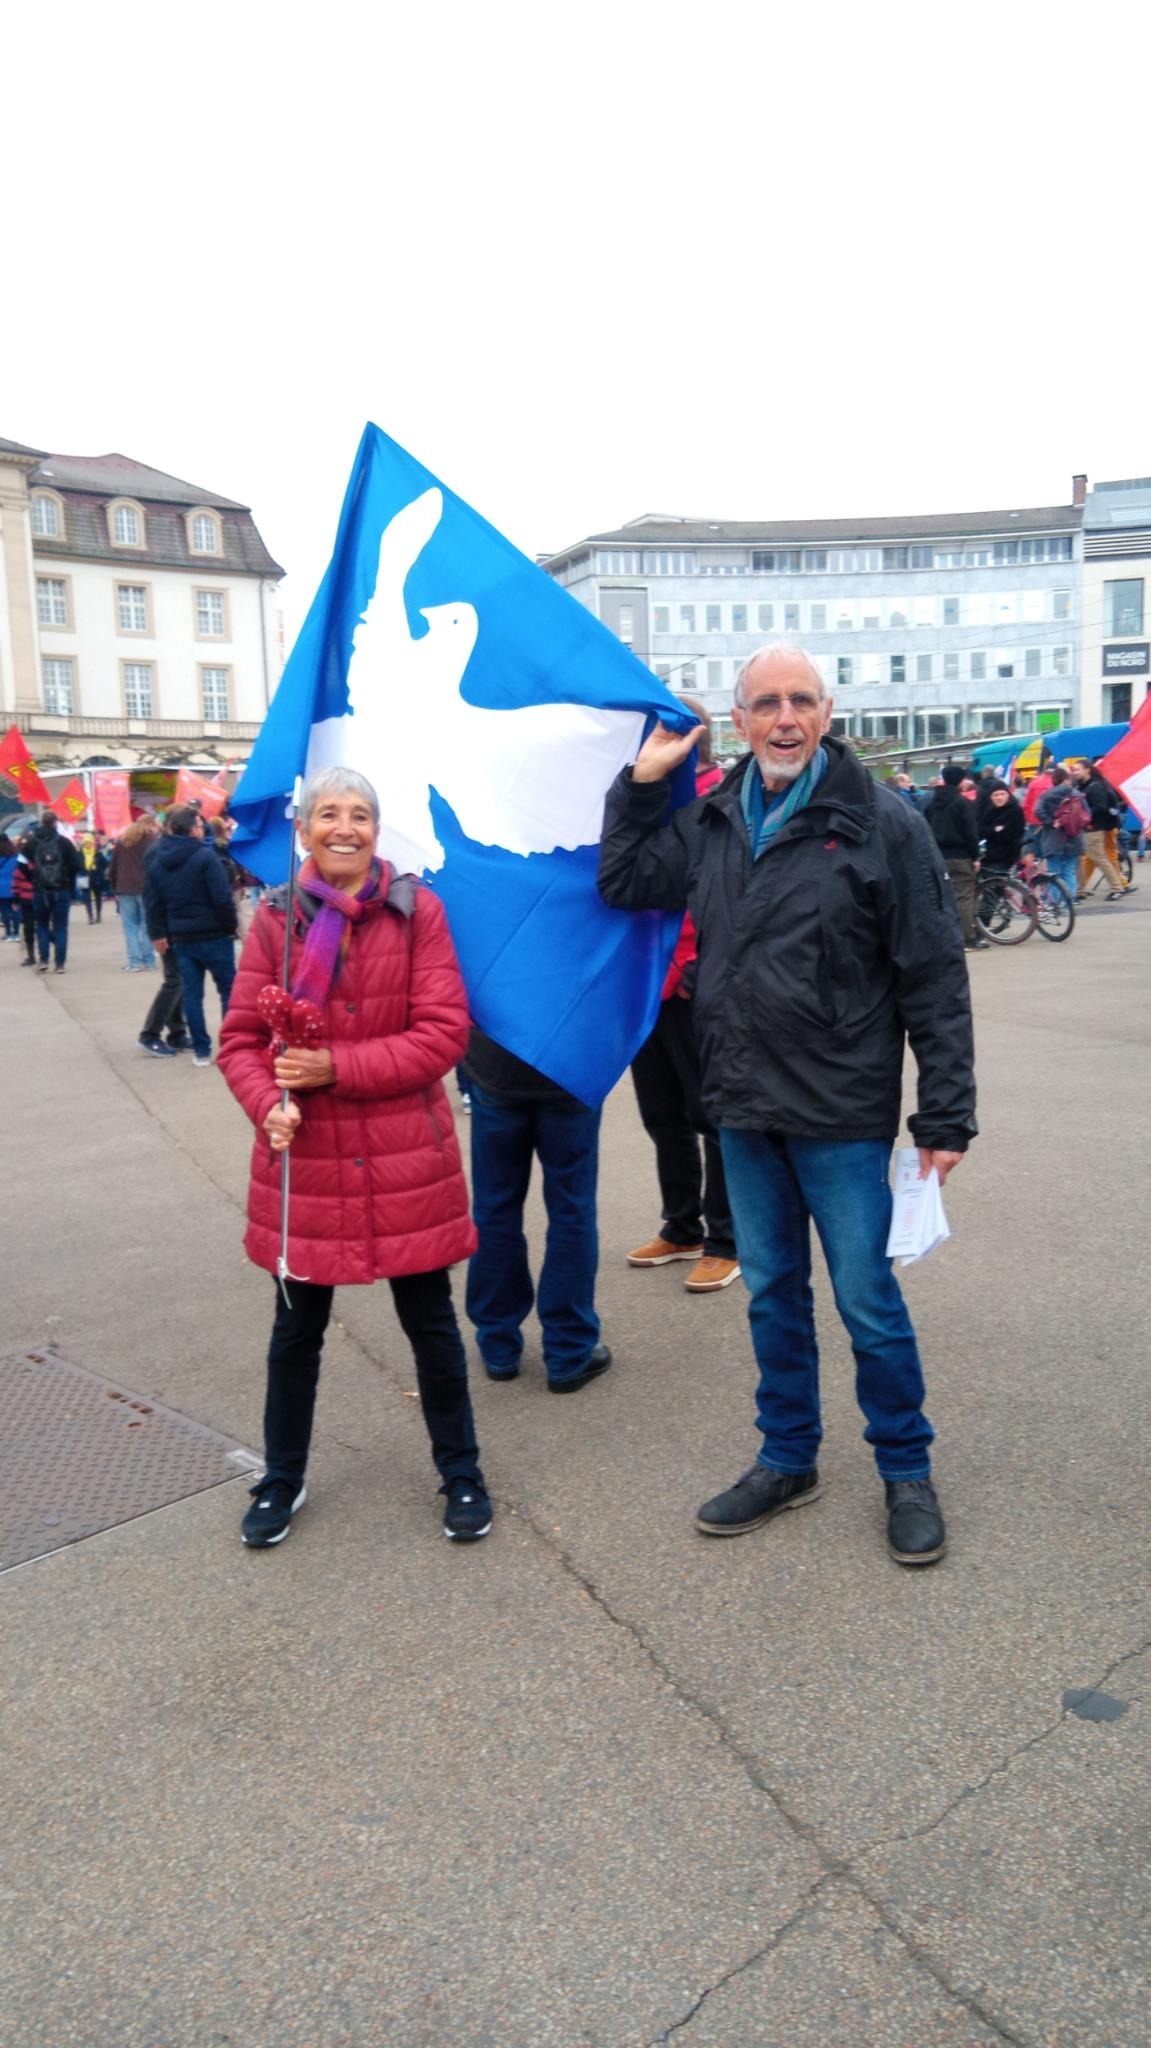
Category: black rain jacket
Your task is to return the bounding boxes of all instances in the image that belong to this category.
[598,739,976,1152]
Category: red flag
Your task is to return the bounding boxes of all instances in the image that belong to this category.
[0,723,52,805]
[176,767,228,819]
[1099,692,1151,828]
[50,776,90,824]
[94,770,132,837]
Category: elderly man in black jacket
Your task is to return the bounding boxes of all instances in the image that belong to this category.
[598,645,976,1566]
[144,803,237,1067]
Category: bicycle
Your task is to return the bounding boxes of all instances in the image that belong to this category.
[976,869,1040,945]
[1016,856,1075,942]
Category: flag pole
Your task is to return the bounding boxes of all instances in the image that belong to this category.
[277,775,305,1308]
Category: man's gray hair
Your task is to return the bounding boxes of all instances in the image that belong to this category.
[733,640,827,708]
[299,765,381,827]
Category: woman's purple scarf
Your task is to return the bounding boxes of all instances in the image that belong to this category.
[291,856,387,1011]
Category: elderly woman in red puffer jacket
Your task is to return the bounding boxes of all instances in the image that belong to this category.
[218,766,490,1550]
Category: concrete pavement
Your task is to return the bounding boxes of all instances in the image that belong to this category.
[1,888,1148,2047]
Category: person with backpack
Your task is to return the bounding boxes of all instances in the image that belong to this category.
[1072,761,1133,900]
[31,814,82,972]
[1034,768,1089,903]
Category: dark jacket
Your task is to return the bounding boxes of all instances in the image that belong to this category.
[598,740,976,1151]
[980,801,1025,870]
[31,823,82,892]
[924,786,980,861]
[106,833,155,896]
[463,1027,584,1106]
[1080,774,1124,832]
[144,832,238,942]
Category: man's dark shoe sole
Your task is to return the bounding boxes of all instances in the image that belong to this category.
[548,1344,612,1393]
[695,1478,821,1536]
[888,1531,947,1566]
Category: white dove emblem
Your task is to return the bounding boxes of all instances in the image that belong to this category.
[305,487,648,874]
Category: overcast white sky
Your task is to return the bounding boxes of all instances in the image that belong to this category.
[6,1,1147,637]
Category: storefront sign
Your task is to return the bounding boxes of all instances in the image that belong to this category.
[1103,642,1149,676]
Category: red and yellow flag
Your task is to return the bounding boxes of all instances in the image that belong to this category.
[51,776,90,824]
[0,723,52,805]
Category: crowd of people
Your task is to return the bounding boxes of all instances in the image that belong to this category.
[889,754,1140,947]
[6,645,1141,1569]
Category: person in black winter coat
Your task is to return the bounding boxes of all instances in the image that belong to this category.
[31,814,82,972]
[598,644,976,1568]
[144,804,237,1065]
[979,784,1025,871]
[925,764,983,949]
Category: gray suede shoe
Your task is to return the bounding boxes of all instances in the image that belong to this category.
[695,1464,821,1536]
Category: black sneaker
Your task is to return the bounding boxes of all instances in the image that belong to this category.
[442,1477,493,1542]
[165,1036,191,1050]
[695,1463,821,1536]
[885,1478,946,1565]
[241,1479,306,1547]
[547,1343,612,1393]
[139,1034,177,1058]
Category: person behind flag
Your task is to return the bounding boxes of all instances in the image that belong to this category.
[462,1028,610,1393]
[218,766,491,1548]
[626,698,740,1295]
[30,812,82,972]
[598,643,976,1567]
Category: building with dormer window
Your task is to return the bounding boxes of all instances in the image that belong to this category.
[0,435,285,774]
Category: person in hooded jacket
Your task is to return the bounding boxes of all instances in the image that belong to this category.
[30,814,82,972]
[925,764,985,949]
[144,803,236,1064]
[217,765,489,1549]
[979,783,1025,872]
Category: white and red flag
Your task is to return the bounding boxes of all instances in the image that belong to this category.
[1099,694,1151,827]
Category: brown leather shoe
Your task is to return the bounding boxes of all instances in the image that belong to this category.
[627,1236,703,1267]
[684,1255,742,1293]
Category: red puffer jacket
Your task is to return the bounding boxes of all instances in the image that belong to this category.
[218,872,476,1285]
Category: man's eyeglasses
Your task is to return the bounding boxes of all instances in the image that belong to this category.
[738,692,821,718]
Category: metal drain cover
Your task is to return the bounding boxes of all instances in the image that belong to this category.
[0,1350,261,1571]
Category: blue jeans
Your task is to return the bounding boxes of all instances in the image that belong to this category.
[1045,849,1080,898]
[466,1082,602,1380]
[173,936,236,1057]
[719,1130,933,1481]
[0,899,18,937]
[118,893,155,969]
[34,889,72,967]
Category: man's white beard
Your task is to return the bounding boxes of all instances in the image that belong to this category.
[759,750,808,787]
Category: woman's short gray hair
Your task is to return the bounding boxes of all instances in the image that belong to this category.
[298,765,380,827]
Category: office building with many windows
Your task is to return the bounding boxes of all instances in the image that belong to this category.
[0,436,284,775]
[544,486,1086,755]
[1079,477,1151,728]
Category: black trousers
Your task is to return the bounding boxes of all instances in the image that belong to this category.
[630,995,736,1259]
[18,905,35,962]
[262,1270,481,1490]
[141,946,187,1043]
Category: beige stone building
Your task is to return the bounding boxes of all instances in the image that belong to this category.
[0,435,284,776]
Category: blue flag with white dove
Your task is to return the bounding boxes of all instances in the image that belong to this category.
[230,423,697,1106]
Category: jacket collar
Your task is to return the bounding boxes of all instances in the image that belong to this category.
[704,737,876,846]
